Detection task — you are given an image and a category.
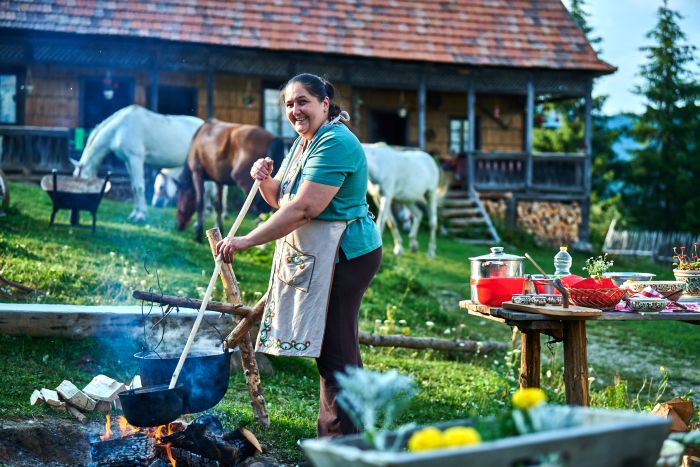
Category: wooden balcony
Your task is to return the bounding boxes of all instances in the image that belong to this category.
[467,150,587,199]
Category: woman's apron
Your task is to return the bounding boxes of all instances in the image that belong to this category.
[255,134,350,358]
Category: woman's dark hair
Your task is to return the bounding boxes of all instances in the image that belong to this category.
[282,73,343,120]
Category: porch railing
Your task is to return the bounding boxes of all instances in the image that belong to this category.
[466,151,586,195]
[0,126,127,179]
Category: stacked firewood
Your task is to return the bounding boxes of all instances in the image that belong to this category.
[481,198,507,222]
[30,374,126,423]
[516,201,581,245]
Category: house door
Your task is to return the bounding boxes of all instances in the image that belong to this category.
[81,76,134,128]
[367,110,407,145]
[80,76,134,177]
[154,85,198,116]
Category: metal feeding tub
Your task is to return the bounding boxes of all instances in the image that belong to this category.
[40,169,111,232]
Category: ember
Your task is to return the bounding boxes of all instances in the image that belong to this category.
[91,414,261,467]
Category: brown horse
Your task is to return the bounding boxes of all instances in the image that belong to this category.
[175,119,285,242]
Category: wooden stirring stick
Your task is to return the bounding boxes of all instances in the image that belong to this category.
[524,253,551,279]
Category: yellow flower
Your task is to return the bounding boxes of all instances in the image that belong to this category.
[442,426,482,447]
[407,427,443,451]
[512,388,547,410]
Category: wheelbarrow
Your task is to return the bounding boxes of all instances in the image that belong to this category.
[40,169,111,232]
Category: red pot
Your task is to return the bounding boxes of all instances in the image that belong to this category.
[475,277,527,307]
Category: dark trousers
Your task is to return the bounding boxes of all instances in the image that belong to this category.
[315,247,382,438]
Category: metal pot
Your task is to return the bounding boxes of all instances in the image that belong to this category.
[469,246,524,303]
[135,349,232,414]
[120,383,185,428]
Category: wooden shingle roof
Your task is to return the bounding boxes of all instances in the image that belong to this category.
[1,0,615,73]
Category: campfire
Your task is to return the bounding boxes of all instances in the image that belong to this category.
[91,413,261,467]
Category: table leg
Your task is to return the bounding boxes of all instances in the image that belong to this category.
[563,320,589,406]
[519,329,541,388]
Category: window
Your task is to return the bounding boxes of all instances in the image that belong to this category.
[0,73,18,124]
[449,118,469,155]
[448,117,480,154]
[263,88,296,139]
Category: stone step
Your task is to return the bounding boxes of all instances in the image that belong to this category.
[445,190,469,199]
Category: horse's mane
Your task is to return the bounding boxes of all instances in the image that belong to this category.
[82,105,136,156]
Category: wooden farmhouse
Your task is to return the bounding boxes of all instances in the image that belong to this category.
[0,0,614,244]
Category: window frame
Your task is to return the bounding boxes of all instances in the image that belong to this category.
[0,67,25,125]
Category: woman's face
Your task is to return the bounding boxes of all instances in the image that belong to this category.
[284,82,329,140]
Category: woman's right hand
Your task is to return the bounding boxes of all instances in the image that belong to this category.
[251,157,274,181]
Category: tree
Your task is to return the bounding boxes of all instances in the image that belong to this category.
[624,0,700,232]
[533,0,624,246]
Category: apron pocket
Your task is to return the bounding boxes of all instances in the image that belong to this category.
[277,241,315,292]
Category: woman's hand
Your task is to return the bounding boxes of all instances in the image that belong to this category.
[216,236,251,263]
[250,158,274,181]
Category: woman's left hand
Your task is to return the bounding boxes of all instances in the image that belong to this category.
[216,236,251,263]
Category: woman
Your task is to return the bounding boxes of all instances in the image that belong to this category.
[216,73,382,437]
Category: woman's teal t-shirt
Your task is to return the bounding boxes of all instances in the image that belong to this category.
[278,124,382,259]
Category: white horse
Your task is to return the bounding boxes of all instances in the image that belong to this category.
[363,143,439,258]
[152,166,228,218]
[72,105,203,222]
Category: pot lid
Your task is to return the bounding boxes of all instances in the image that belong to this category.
[469,246,524,261]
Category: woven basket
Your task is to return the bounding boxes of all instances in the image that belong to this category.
[565,287,627,310]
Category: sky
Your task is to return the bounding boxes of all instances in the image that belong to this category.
[562,0,700,115]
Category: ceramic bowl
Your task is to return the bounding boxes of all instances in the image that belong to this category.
[629,297,668,312]
[537,294,562,306]
[511,294,532,304]
[624,281,685,301]
[602,272,655,287]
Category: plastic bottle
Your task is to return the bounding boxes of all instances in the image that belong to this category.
[553,246,572,277]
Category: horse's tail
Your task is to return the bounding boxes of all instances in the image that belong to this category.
[267,137,286,178]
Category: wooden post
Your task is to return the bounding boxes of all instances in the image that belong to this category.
[519,329,541,389]
[562,320,589,406]
[579,78,593,244]
[524,75,534,191]
[207,69,214,120]
[466,79,476,193]
[417,74,426,150]
[206,228,269,427]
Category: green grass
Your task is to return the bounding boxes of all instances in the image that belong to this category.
[1,180,698,463]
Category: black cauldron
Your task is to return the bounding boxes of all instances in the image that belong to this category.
[120,383,185,427]
[135,349,232,414]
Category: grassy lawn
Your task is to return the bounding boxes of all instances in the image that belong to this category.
[1,180,698,463]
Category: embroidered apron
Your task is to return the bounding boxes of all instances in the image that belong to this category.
[255,131,350,358]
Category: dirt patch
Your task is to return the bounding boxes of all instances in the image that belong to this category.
[0,417,101,466]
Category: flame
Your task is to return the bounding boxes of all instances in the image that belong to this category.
[164,443,177,466]
[117,416,141,437]
[99,413,112,441]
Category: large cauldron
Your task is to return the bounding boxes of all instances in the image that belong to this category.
[135,348,232,413]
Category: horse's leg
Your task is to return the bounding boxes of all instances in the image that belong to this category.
[214,183,224,230]
[192,170,206,242]
[426,189,438,259]
[375,194,391,236]
[406,202,423,253]
[221,185,229,219]
[124,156,147,222]
[386,205,404,256]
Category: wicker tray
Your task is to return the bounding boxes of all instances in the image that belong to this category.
[565,287,626,310]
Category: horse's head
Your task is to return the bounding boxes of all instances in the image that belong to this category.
[175,165,196,230]
[175,187,196,230]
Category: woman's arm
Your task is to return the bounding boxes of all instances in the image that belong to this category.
[216,180,340,262]
[258,177,281,209]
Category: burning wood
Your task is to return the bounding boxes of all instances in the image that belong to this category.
[92,414,263,467]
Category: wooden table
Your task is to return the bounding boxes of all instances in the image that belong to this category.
[460,300,700,406]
